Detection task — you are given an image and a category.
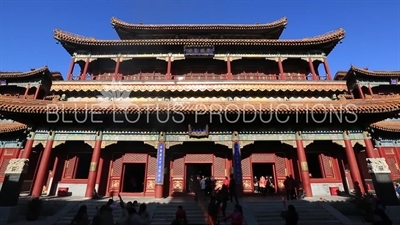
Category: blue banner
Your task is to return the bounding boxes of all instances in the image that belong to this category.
[156,143,165,184]
[184,47,214,56]
[233,142,242,182]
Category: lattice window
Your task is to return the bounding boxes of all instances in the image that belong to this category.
[0,158,11,176]
[275,153,286,177]
[213,155,225,177]
[251,153,275,163]
[185,154,212,162]
[321,153,334,178]
[123,153,147,163]
[147,154,157,177]
[112,154,123,176]
[63,155,77,179]
[173,156,184,177]
[386,156,400,177]
[241,157,251,176]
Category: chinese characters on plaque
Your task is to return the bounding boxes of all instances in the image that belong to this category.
[184,47,214,56]
[155,143,165,184]
[233,142,242,182]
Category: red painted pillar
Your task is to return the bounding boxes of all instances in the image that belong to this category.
[31,131,55,197]
[363,131,377,158]
[377,146,385,158]
[23,84,30,98]
[113,57,121,81]
[81,58,90,80]
[21,130,35,159]
[308,58,317,80]
[85,131,103,197]
[367,84,374,97]
[357,84,365,99]
[166,56,172,80]
[33,85,41,99]
[278,57,285,80]
[343,131,365,194]
[323,57,332,80]
[66,57,75,81]
[295,132,312,197]
[226,57,232,80]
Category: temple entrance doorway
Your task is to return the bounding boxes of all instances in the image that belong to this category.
[185,163,212,193]
[252,163,275,192]
[121,163,146,193]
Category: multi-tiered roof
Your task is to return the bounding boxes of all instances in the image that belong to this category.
[54,17,345,55]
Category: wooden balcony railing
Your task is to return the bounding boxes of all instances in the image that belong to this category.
[69,72,330,81]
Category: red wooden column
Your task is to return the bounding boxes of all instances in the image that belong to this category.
[155,132,166,198]
[66,57,75,80]
[166,56,172,80]
[295,131,312,197]
[23,84,30,98]
[357,84,365,99]
[85,131,103,197]
[308,57,317,80]
[277,57,285,80]
[226,56,232,80]
[21,130,36,159]
[113,57,121,81]
[322,57,332,80]
[81,58,90,80]
[363,131,378,158]
[367,84,374,97]
[33,85,41,99]
[31,131,55,197]
[343,131,365,194]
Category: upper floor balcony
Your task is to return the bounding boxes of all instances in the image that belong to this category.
[70,72,330,81]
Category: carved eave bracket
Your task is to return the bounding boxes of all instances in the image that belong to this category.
[165,142,183,149]
[53,140,66,148]
[302,140,314,148]
[33,140,45,148]
[281,140,296,148]
[240,140,254,148]
[331,140,346,148]
[353,140,366,147]
[84,140,95,148]
[143,141,159,149]
[101,140,118,149]
[214,141,232,149]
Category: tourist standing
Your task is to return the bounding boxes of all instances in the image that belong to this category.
[70,205,90,225]
[284,176,295,200]
[280,204,299,225]
[224,204,244,225]
[217,184,229,217]
[253,176,259,193]
[138,203,150,225]
[229,174,239,204]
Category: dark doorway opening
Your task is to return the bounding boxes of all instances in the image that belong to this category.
[252,163,274,179]
[306,153,323,178]
[252,163,275,193]
[122,163,146,193]
[185,163,212,193]
[75,153,91,179]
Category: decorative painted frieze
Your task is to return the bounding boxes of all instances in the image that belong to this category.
[358,80,391,87]
[0,141,23,148]
[375,138,400,147]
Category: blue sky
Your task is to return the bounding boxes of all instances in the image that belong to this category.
[0,0,399,78]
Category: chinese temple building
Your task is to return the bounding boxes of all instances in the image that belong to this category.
[0,17,399,198]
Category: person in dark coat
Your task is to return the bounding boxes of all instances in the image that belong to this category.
[229,174,239,204]
[281,204,299,225]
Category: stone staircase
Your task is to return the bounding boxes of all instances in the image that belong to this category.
[150,202,206,225]
[247,201,343,225]
[53,200,157,225]
[150,200,248,225]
